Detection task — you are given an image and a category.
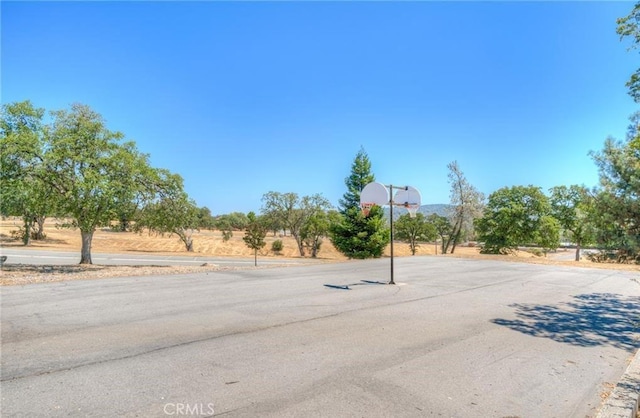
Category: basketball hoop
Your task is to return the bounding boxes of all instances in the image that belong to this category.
[404,203,420,218]
[360,202,375,217]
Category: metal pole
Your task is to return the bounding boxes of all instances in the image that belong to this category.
[389,184,395,285]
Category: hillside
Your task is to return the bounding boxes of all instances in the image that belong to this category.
[383,203,452,220]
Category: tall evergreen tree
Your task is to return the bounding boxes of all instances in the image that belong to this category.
[338,147,375,212]
[330,148,389,259]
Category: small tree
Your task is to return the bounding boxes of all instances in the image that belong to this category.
[395,213,437,255]
[134,172,200,252]
[444,161,485,254]
[261,192,332,256]
[0,101,52,245]
[300,210,336,258]
[426,214,453,255]
[243,212,267,266]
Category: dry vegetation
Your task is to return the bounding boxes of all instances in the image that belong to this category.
[1,218,637,286]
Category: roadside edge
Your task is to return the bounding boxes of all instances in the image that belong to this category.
[597,348,640,418]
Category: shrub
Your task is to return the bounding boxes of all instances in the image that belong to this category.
[271,239,283,254]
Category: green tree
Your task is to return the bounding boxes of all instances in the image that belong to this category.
[395,213,436,255]
[134,172,200,252]
[261,192,332,256]
[44,104,166,263]
[197,206,216,230]
[536,215,561,256]
[338,147,375,211]
[300,209,339,258]
[427,213,452,255]
[589,113,640,262]
[444,161,485,254]
[475,185,558,254]
[243,211,267,266]
[549,185,596,261]
[330,148,389,259]
[330,204,389,259]
[617,2,640,102]
[0,101,52,244]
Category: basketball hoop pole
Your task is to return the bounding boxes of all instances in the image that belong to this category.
[360,182,421,286]
[387,184,409,285]
[389,185,395,285]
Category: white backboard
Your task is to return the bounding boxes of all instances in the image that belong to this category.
[393,186,421,207]
[360,182,389,206]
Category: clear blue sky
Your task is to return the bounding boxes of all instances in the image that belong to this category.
[3,1,637,215]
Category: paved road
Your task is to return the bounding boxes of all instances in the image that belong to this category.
[0,248,318,267]
[2,257,639,417]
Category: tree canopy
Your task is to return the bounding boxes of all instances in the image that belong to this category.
[549,185,596,261]
[0,101,52,244]
[589,113,640,262]
[475,185,560,255]
[394,213,436,255]
[1,101,191,264]
[261,192,332,256]
[617,2,640,102]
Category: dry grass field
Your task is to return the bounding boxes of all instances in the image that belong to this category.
[1,217,637,286]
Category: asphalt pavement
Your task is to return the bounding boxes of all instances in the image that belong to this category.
[0,248,318,267]
[2,256,639,417]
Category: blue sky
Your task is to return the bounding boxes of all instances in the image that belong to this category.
[3,1,638,215]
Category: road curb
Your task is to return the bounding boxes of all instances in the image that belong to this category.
[597,348,640,418]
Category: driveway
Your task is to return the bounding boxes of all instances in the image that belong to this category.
[1,257,638,417]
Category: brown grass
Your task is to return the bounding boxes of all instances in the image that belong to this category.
[1,217,638,286]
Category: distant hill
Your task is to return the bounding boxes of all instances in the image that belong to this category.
[383,204,452,220]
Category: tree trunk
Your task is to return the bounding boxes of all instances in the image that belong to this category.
[254,249,258,266]
[448,219,463,254]
[34,216,46,240]
[575,243,581,261]
[178,229,194,252]
[119,216,129,232]
[450,227,462,254]
[293,234,305,256]
[22,216,33,246]
[80,230,94,264]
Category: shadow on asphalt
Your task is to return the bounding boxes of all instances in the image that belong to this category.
[492,293,640,352]
[324,280,388,290]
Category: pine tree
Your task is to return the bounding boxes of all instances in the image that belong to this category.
[330,148,389,259]
[338,147,375,213]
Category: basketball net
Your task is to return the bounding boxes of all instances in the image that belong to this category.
[360,202,375,217]
[404,202,420,218]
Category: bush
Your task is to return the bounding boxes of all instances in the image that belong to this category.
[271,239,283,254]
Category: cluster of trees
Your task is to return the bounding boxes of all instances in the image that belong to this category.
[1,101,215,263]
